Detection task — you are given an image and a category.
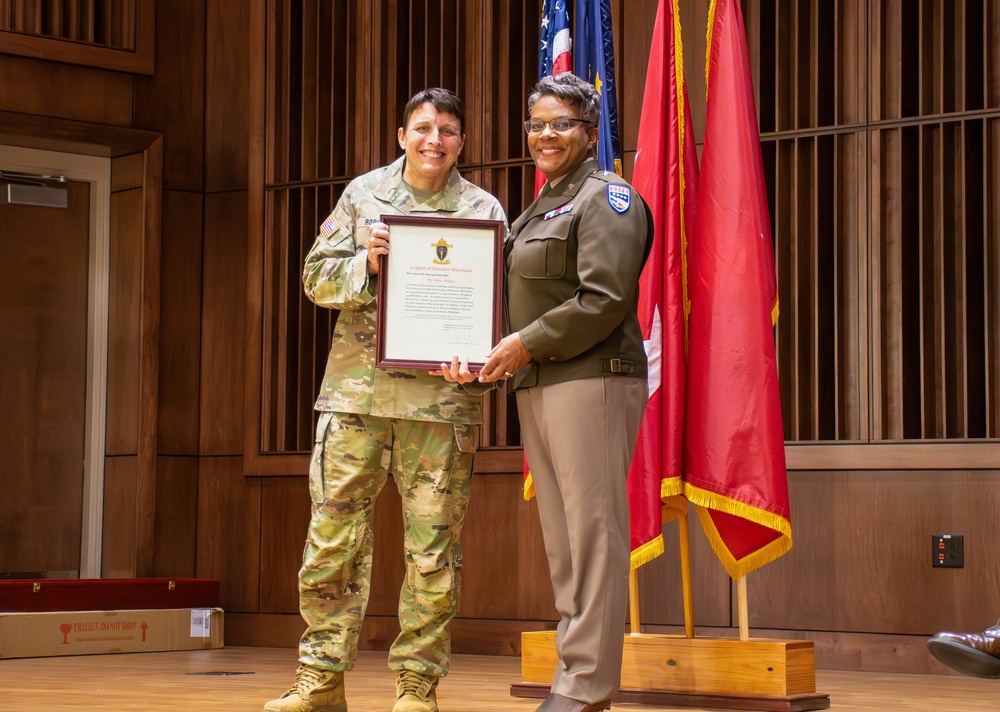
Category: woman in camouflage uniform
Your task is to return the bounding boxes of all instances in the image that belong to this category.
[265,88,505,712]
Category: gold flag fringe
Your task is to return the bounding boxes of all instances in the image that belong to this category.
[684,482,793,579]
[705,0,719,92]
[631,533,665,570]
[522,471,536,501]
[672,0,693,341]
[662,493,689,523]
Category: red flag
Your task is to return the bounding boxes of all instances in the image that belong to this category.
[628,0,698,569]
[682,0,792,578]
[523,452,535,500]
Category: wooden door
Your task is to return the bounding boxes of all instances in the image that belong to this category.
[0,179,91,576]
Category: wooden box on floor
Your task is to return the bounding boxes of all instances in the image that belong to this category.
[513,631,831,711]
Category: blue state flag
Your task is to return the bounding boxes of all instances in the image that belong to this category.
[573,0,621,175]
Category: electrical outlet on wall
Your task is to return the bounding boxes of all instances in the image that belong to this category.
[932,534,964,568]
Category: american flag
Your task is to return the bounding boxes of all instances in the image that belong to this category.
[539,0,572,77]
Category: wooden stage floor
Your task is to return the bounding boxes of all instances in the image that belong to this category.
[0,646,996,710]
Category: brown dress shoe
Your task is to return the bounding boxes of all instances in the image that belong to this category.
[534,692,612,712]
[926,621,1000,678]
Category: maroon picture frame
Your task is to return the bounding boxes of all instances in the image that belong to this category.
[375,214,505,369]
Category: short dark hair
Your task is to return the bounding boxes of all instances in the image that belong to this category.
[527,73,601,125]
[401,88,465,133]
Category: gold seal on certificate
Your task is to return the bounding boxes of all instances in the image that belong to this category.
[375,214,505,369]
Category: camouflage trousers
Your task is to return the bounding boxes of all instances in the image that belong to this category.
[298,411,476,678]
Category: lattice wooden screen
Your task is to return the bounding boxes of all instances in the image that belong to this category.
[752,0,1000,442]
[0,0,136,48]
[871,118,999,440]
[764,132,868,442]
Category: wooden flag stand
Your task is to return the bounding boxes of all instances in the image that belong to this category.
[511,513,831,711]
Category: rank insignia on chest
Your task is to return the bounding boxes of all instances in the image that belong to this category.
[607,184,630,213]
[543,204,573,220]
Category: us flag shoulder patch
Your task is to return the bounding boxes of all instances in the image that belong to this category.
[319,213,341,239]
[607,185,630,214]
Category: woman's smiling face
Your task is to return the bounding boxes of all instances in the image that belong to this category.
[527,95,596,182]
[398,102,465,192]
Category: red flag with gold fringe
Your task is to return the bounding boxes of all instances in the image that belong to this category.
[682,0,792,578]
[628,0,698,569]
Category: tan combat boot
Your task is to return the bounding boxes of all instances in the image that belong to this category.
[263,665,347,712]
[392,670,439,712]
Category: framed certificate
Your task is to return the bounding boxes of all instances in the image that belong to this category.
[376,214,505,369]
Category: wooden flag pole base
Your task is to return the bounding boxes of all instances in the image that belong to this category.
[512,631,830,711]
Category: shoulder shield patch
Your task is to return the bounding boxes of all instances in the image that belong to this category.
[607,184,630,214]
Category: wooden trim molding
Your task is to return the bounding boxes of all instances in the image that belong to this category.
[245,441,1000,478]
[224,612,555,656]
[133,138,162,577]
[244,446,526,479]
[785,441,1000,470]
[0,110,161,157]
[224,613,956,676]
[244,0,268,476]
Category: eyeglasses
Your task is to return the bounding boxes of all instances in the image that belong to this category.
[523,116,593,134]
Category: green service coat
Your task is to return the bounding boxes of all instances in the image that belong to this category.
[505,158,652,390]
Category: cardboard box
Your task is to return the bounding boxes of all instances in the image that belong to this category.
[0,608,224,659]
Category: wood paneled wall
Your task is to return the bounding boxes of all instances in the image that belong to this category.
[1,0,998,675]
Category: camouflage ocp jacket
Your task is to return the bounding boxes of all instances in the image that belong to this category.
[303,156,507,426]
